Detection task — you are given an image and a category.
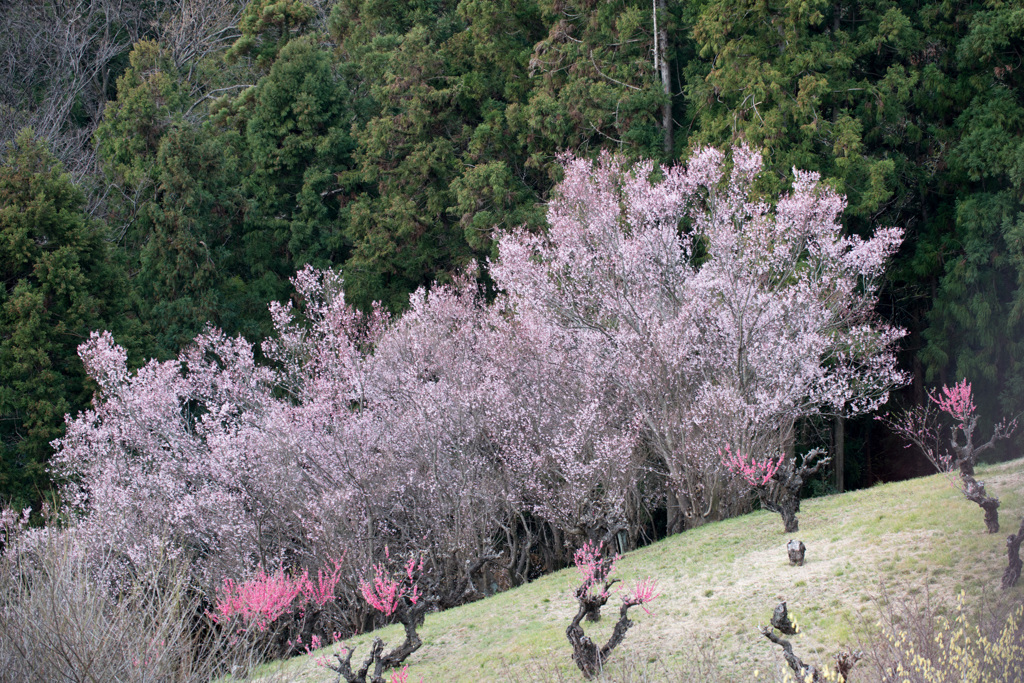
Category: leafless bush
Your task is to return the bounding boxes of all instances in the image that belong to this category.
[0,0,247,185]
[0,0,162,179]
[0,525,266,683]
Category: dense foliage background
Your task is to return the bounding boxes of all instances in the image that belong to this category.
[2,0,1023,510]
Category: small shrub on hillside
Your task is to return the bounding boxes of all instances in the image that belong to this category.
[882,380,1015,534]
[565,542,659,679]
[723,446,831,533]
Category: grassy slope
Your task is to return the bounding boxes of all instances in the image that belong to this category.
[254,459,1024,682]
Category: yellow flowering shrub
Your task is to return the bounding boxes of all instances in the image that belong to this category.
[881,593,1023,683]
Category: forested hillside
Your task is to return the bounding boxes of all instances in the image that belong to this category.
[2,0,1023,510]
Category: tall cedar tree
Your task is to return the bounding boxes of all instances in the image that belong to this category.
[0,130,121,508]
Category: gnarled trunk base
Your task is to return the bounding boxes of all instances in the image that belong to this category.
[328,600,425,683]
[566,577,647,679]
[962,475,1000,533]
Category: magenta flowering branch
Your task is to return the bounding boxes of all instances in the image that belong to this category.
[302,555,346,609]
[573,542,619,598]
[565,543,657,679]
[882,380,1016,533]
[359,556,424,617]
[388,666,418,683]
[327,555,427,683]
[628,578,660,615]
[931,379,976,425]
[722,445,782,487]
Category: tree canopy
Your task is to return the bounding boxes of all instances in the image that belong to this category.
[1,0,1023,504]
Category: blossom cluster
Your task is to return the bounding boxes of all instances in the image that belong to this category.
[721,445,782,487]
[930,379,975,425]
[207,556,345,631]
[359,556,422,617]
[573,541,620,599]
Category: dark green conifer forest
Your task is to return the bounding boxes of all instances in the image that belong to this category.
[1,0,1022,509]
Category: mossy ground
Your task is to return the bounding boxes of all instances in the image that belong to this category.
[250,459,1024,682]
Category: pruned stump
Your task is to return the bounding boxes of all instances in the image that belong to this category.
[787,540,806,566]
[1003,517,1024,590]
[834,647,863,680]
[761,601,861,683]
[771,601,797,635]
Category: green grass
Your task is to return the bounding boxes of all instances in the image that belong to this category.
[251,459,1024,682]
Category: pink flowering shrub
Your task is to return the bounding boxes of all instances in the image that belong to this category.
[323,553,427,683]
[566,541,659,679]
[51,146,906,638]
[205,554,347,649]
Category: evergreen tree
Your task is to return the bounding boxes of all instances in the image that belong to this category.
[921,3,1024,426]
[0,130,121,507]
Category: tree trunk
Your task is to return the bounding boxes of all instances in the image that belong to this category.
[666,487,684,535]
[833,416,845,493]
[962,475,1000,533]
[567,589,638,680]
[787,540,806,566]
[762,497,799,533]
[782,504,799,533]
[655,0,672,155]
